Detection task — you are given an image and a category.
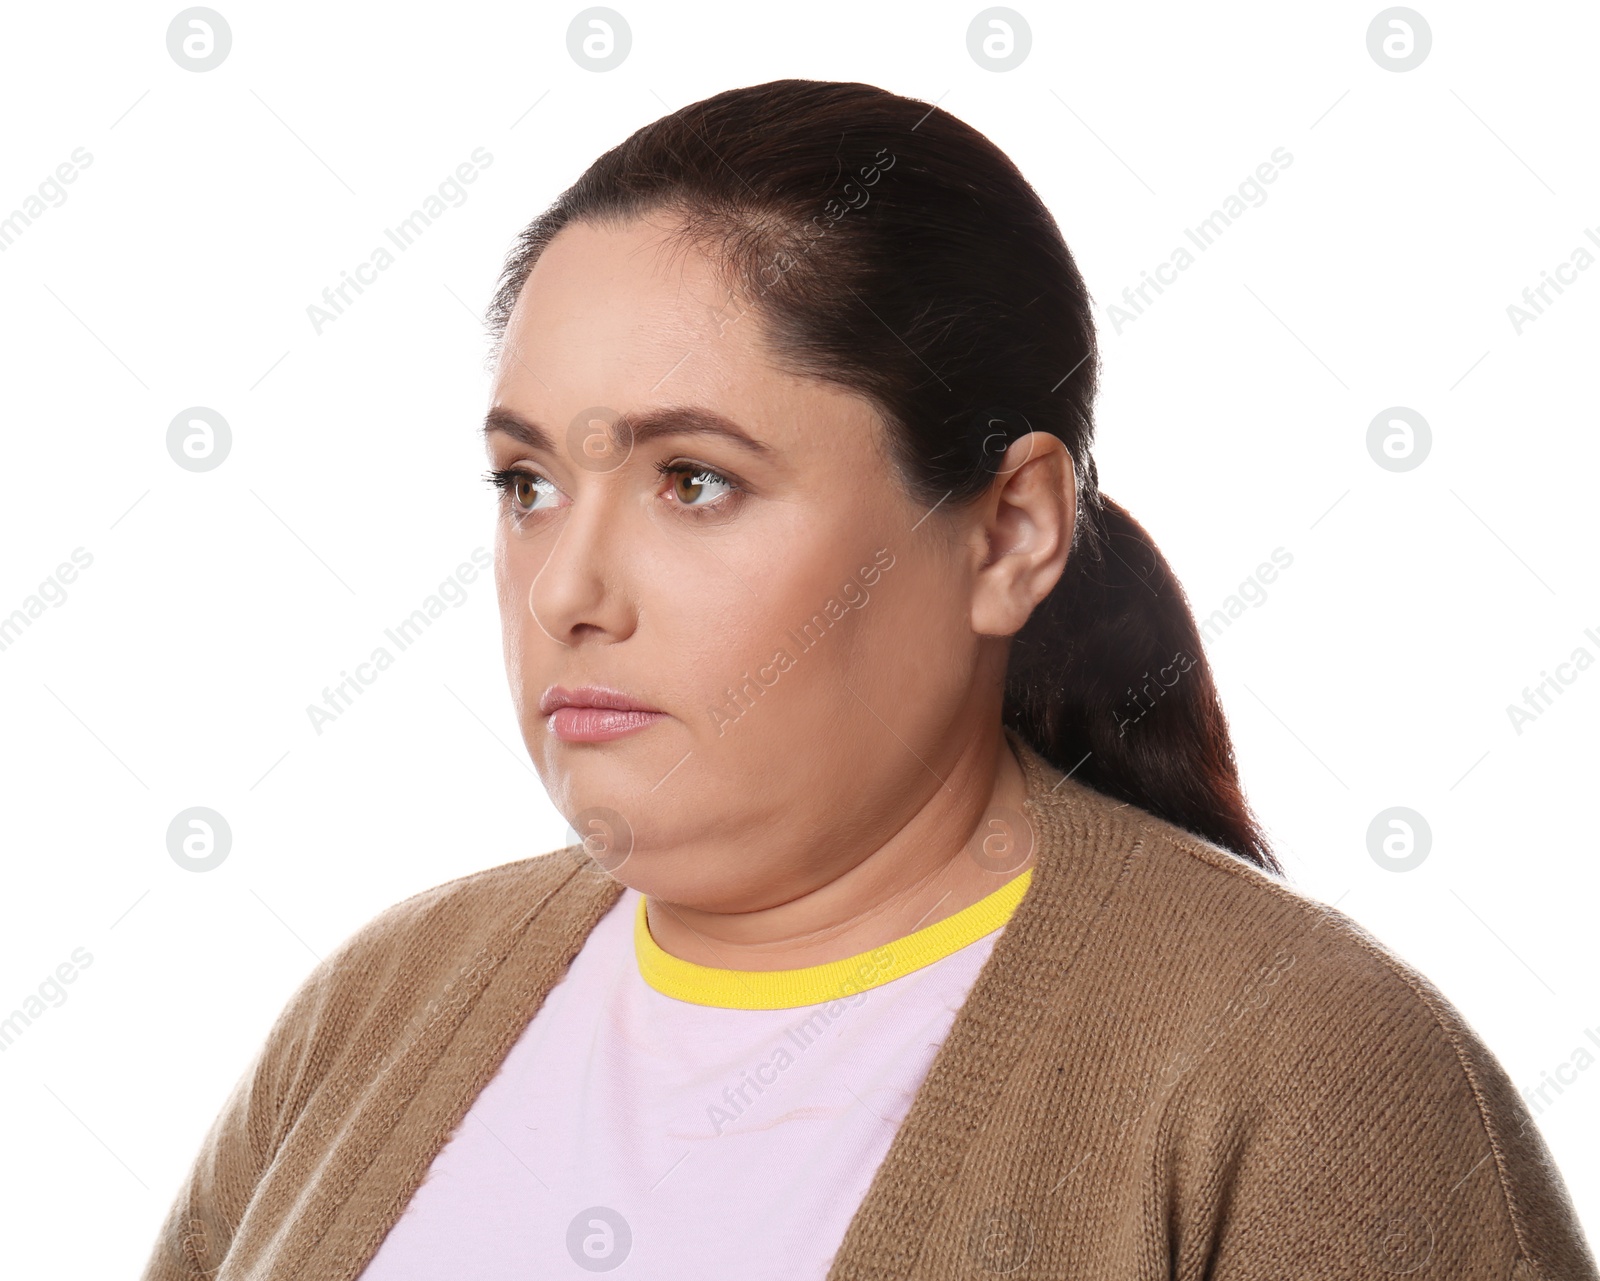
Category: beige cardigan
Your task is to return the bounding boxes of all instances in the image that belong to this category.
[141,728,1597,1279]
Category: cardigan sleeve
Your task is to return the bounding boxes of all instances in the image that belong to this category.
[1161,939,1598,1281]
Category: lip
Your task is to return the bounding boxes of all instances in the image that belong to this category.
[539,685,661,716]
[540,684,667,745]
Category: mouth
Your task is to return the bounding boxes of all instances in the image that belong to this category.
[540,684,666,744]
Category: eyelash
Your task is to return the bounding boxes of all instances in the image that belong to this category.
[482,460,744,520]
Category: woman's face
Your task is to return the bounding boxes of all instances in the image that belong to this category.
[485,215,1008,911]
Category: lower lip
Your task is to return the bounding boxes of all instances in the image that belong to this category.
[548,706,666,743]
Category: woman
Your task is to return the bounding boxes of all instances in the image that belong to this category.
[143,79,1596,1280]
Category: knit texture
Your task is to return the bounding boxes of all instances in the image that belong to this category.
[140,727,1598,1280]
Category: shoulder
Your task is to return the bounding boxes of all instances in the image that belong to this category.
[1045,777,1591,1279]
[1049,773,1472,1029]
[1058,775,1499,1097]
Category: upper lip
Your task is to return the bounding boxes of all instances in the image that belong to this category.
[539,684,662,716]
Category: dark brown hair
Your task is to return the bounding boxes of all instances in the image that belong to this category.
[484,78,1279,873]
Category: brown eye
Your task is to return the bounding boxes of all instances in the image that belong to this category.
[485,466,559,517]
[663,463,737,509]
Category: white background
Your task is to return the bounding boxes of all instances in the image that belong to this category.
[1,0,1595,1273]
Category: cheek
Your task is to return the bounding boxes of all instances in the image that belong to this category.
[495,544,539,704]
[493,524,517,615]
[662,557,850,726]
[674,595,786,694]
[853,556,971,696]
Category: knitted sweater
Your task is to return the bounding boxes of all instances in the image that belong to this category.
[141,728,1597,1280]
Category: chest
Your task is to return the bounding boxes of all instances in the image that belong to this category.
[353,891,1002,1279]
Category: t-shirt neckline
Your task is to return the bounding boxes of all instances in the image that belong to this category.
[633,867,1033,1010]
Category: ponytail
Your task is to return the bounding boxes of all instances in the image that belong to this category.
[1005,493,1278,872]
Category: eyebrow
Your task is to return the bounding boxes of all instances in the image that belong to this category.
[483,405,775,460]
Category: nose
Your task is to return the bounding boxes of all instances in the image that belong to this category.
[524,483,633,646]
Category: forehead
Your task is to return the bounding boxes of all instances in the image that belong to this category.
[496,218,752,406]
[489,217,883,461]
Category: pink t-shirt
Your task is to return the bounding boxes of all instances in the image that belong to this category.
[357,869,1030,1278]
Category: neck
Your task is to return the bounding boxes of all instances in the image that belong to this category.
[642,725,1036,972]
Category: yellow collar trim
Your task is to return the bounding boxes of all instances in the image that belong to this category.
[634,868,1033,1010]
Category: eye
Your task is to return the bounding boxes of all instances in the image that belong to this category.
[485,466,560,516]
[656,460,742,512]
